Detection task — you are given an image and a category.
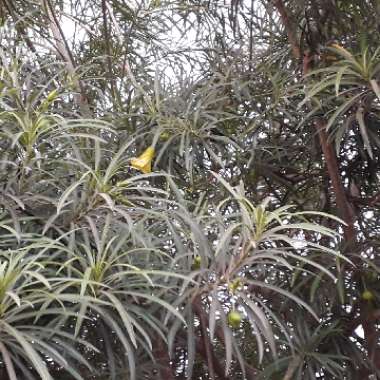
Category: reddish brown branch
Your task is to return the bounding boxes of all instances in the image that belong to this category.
[362,305,380,369]
[301,35,356,244]
[154,335,176,380]
[193,297,217,380]
[314,118,356,245]
[273,0,356,246]
[272,0,380,373]
[351,192,380,207]
[175,331,231,380]
[272,0,301,59]
[195,337,230,380]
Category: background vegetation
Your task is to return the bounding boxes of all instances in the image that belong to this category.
[0,0,379,379]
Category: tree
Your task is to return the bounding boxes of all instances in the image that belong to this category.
[0,0,378,379]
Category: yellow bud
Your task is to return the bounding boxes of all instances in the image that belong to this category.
[228,278,242,293]
[130,146,155,174]
[191,255,201,270]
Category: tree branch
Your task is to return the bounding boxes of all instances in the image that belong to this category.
[193,296,217,380]
[273,0,356,247]
[43,0,90,114]
[272,0,301,60]
[314,118,356,245]
[101,0,118,108]
[154,335,176,380]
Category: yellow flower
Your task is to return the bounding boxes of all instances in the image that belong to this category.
[130,146,155,174]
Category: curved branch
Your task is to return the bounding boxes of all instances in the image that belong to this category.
[272,0,301,59]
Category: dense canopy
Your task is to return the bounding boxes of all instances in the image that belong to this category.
[0,0,379,379]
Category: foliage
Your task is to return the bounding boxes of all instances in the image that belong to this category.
[0,0,378,379]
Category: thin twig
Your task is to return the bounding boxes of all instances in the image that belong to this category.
[43,0,90,114]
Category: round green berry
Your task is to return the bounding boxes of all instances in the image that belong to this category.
[362,290,374,301]
[227,310,242,329]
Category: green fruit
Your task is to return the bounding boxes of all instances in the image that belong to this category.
[227,310,242,329]
[160,132,170,140]
[362,290,374,301]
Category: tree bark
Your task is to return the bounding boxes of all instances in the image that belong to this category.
[314,118,356,246]
[154,335,176,380]
[272,0,301,60]
[192,296,217,380]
